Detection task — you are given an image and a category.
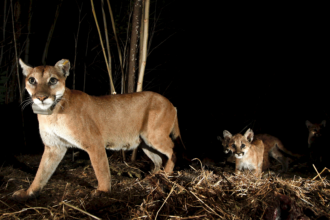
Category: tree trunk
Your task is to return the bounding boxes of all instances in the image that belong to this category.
[22,0,33,98]
[101,0,112,93]
[131,0,150,162]
[136,0,150,93]
[42,0,63,65]
[90,0,116,94]
[127,0,142,94]
[11,0,21,103]
[0,0,8,67]
[106,0,125,94]
[24,0,33,63]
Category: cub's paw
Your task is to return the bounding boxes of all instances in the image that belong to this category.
[91,189,110,198]
[12,189,31,202]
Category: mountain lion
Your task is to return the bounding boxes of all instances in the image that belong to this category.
[13,59,184,201]
[224,129,264,175]
[223,129,297,174]
[306,120,326,148]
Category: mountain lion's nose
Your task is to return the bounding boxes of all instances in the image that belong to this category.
[36,95,48,101]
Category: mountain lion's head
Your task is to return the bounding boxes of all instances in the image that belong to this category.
[19,59,70,110]
[224,129,254,159]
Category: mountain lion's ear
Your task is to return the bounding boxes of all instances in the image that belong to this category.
[321,120,326,127]
[244,128,254,143]
[217,136,223,142]
[306,120,312,128]
[223,130,232,139]
[19,59,33,76]
[55,59,70,77]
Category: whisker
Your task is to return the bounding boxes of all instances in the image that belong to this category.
[58,103,64,110]
[20,97,32,106]
[22,100,34,111]
[23,100,33,108]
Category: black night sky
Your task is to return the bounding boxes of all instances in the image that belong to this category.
[1,1,329,159]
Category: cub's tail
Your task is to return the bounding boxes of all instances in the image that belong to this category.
[274,144,303,159]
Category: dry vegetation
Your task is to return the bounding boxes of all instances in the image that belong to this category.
[0,152,330,219]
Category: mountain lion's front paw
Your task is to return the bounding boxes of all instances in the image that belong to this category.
[91,189,110,198]
[12,189,37,202]
[12,189,30,202]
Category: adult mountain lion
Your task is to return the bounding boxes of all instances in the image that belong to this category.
[13,59,184,201]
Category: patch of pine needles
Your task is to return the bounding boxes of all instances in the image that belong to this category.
[0,158,330,219]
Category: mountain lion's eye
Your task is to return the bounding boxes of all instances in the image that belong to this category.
[49,77,58,85]
[28,77,36,85]
[241,144,245,149]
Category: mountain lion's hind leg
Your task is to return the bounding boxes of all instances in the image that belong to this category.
[12,146,67,202]
[269,147,289,173]
[141,146,162,173]
[147,135,175,174]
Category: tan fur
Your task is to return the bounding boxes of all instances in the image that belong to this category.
[306,120,326,148]
[223,131,296,173]
[13,59,183,201]
[224,129,264,176]
[254,134,290,172]
[217,135,235,163]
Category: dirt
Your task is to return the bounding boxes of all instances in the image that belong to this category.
[0,151,329,219]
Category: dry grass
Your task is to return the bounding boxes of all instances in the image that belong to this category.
[0,153,330,219]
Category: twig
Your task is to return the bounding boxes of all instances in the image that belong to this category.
[192,158,204,173]
[189,191,222,218]
[2,207,53,217]
[238,120,254,134]
[155,183,176,220]
[61,201,102,220]
[300,198,314,207]
[61,182,70,201]
[312,164,326,187]
[312,167,329,181]
[124,161,145,173]
[160,215,207,219]
[0,199,14,211]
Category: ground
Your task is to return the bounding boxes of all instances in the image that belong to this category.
[0,150,330,219]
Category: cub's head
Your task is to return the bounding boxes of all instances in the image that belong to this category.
[224,128,254,159]
[217,132,231,154]
[19,59,70,110]
[306,120,326,147]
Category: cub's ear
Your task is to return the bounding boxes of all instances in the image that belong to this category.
[19,59,33,76]
[217,136,223,142]
[321,120,326,127]
[223,130,232,139]
[244,128,254,142]
[55,59,70,77]
[306,120,313,128]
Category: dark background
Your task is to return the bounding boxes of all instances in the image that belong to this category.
[1,1,329,161]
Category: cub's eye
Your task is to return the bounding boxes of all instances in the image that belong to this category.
[232,144,236,149]
[28,77,36,85]
[241,144,245,149]
[49,77,58,85]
